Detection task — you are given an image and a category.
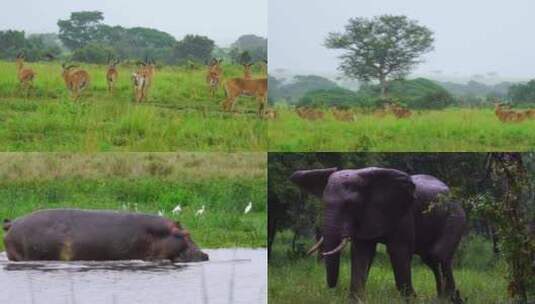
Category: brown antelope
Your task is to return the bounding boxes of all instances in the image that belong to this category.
[495,103,526,123]
[388,103,412,118]
[295,107,324,121]
[242,63,254,80]
[523,109,535,119]
[132,59,156,102]
[15,53,35,92]
[206,59,223,97]
[331,108,355,122]
[106,57,119,94]
[62,63,90,101]
[221,78,267,116]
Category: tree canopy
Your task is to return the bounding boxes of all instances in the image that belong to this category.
[325,15,434,97]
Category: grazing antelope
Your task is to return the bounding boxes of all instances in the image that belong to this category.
[106,57,119,94]
[15,53,35,93]
[295,107,324,121]
[523,109,535,119]
[242,63,254,80]
[386,103,412,118]
[331,108,355,122]
[495,103,526,123]
[221,78,267,116]
[206,58,223,97]
[62,63,90,101]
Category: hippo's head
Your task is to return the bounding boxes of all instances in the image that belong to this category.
[159,221,208,263]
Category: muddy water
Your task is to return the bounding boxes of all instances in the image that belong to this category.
[0,248,266,304]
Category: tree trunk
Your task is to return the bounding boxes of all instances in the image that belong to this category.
[379,77,388,99]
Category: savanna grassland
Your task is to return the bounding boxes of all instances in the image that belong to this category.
[269,232,508,304]
[268,106,535,152]
[0,153,267,249]
[0,60,267,152]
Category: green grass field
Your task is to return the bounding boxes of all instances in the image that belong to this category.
[0,60,266,152]
[268,107,535,152]
[0,153,267,249]
[269,232,508,304]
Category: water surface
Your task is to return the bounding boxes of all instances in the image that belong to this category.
[0,248,266,304]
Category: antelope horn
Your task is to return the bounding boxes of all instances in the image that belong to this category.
[306,237,324,255]
[322,238,349,256]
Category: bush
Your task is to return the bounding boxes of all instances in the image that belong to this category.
[71,43,116,64]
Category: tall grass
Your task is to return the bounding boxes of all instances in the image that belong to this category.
[268,107,535,152]
[0,153,267,249]
[0,61,267,151]
[269,232,508,304]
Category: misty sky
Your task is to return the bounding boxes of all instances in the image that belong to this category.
[269,0,535,79]
[0,0,266,46]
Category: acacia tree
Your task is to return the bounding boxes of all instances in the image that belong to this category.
[325,15,434,98]
[57,11,104,50]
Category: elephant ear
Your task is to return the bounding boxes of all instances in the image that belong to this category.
[289,168,338,198]
[358,167,416,214]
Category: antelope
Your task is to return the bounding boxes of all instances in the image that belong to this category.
[106,57,119,94]
[62,63,90,101]
[331,108,355,122]
[242,63,254,80]
[295,107,324,121]
[132,58,156,102]
[495,103,526,123]
[221,78,267,116]
[206,58,223,97]
[15,53,35,92]
[389,103,412,118]
[523,109,535,119]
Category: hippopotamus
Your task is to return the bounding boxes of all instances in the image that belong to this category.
[2,209,209,262]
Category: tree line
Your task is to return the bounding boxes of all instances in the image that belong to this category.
[0,11,267,65]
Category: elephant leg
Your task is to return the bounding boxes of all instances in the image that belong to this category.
[349,240,377,302]
[386,243,416,299]
[441,260,460,302]
[421,256,445,297]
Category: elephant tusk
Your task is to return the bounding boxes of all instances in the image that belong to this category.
[322,238,349,256]
[306,237,324,255]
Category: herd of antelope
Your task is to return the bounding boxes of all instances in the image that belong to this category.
[13,54,269,117]
[293,102,412,122]
[495,103,535,123]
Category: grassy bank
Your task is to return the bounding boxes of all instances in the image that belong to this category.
[0,61,266,151]
[268,107,535,151]
[0,153,267,249]
[269,232,508,304]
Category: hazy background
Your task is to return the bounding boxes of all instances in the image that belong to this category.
[269,0,535,82]
[0,0,267,46]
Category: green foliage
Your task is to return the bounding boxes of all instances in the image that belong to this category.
[71,43,117,64]
[171,35,215,64]
[298,87,360,107]
[229,34,267,63]
[57,11,105,50]
[509,80,535,106]
[269,75,339,103]
[325,15,434,96]
[0,30,62,61]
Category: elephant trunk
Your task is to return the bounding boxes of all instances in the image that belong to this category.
[324,234,342,288]
[323,209,351,288]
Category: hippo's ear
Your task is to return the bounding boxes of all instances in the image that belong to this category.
[3,219,11,232]
[289,168,338,198]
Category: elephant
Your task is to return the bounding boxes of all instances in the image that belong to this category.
[290,167,466,303]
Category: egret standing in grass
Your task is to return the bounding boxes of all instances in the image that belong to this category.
[244,201,252,214]
[195,205,205,216]
[158,210,164,216]
[172,204,182,214]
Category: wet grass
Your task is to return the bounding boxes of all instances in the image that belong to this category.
[0,60,267,152]
[268,106,535,152]
[269,232,509,304]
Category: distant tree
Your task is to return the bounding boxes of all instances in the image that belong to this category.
[509,80,535,105]
[325,15,434,98]
[71,43,116,64]
[172,35,215,64]
[230,34,267,63]
[0,30,26,58]
[57,11,104,50]
[238,51,252,64]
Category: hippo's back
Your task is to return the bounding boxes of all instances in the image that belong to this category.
[4,209,165,261]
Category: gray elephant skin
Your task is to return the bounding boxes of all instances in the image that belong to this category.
[290,167,466,303]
